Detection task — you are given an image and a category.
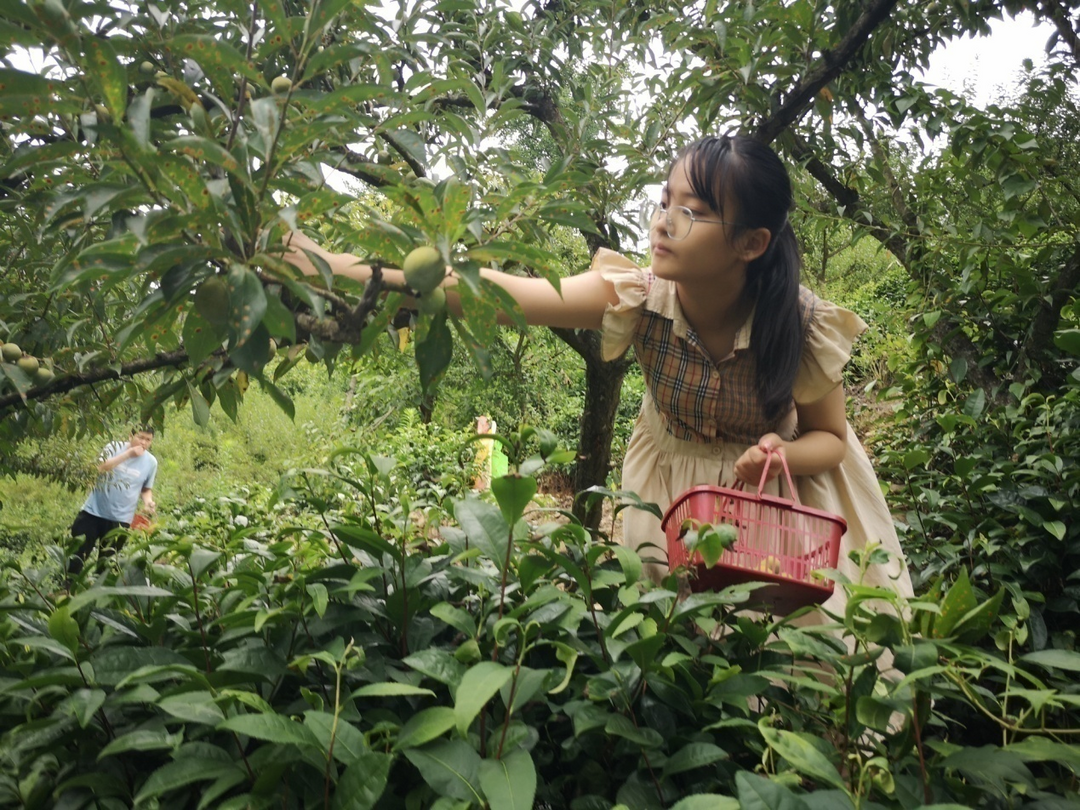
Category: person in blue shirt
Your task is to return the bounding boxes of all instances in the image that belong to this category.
[68,426,158,575]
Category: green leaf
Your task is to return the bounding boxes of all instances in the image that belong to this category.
[162,136,244,176]
[187,382,211,427]
[352,683,436,699]
[395,707,456,751]
[304,711,367,765]
[931,568,978,639]
[604,714,663,748]
[454,662,513,735]
[430,602,477,638]
[183,307,223,366]
[940,745,1035,792]
[903,449,930,471]
[893,642,938,674]
[663,742,729,777]
[48,605,79,655]
[157,692,224,725]
[758,723,845,789]
[403,740,483,803]
[962,389,986,418]
[250,95,280,153]
[1020,649,1080,673]
[135,758,246,803]
[168,35,262,97]
[735,771,810,810]
[331,750,392,810]
[259,377,295,421]
[90,647,192,686]
[612,545,642,586]
[66,688,106,728]
[189,547,221,579]
[548,641,578,695]
[945,357,968,384]
[217,713,321,749]
[670,797,740,810]
[953,587,1005,644]
[453,498,510,571]
[226,264,268,350]
[416,309,453,392]
[1006,737,1080,774]
[66,585,175,613]
[1043,519,1066,540]
[83,38,126,119]
[1054,328,1080,357]
[99,729,181,760]
[333,524,398,559]
[490,474,536,527]
[262,290,297,342]
[855,696,897,733]
[478,749,536,810]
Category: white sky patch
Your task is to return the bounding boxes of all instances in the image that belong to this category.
[918,11,1059,107]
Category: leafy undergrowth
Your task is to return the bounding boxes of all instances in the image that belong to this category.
[2,434,1078,809]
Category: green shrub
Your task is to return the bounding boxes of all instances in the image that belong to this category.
[2,433,1077,808]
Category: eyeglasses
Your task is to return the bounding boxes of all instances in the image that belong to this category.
[641,201,739,241]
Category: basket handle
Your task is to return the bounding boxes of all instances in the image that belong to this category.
[757,448,801,505]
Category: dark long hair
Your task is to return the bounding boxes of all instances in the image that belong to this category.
[674,135,803,424]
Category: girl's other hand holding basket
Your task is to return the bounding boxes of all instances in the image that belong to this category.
[734,433,785,486]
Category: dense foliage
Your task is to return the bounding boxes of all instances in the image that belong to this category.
[3,0,1080,806]
[4,441,1080,809]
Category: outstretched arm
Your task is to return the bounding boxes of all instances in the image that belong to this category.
[282,231,619,330]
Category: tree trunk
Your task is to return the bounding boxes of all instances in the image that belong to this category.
[551,327,632,533]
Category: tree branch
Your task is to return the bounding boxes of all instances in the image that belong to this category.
[753,0,902,144]
[785,131,911,266]
[1039,0,1080,67]
[0,350,192,411]
[784,131,1000,397]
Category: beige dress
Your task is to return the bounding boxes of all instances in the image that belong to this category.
[593,249,914,616]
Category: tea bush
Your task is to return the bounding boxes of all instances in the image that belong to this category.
[2,431,1079,809]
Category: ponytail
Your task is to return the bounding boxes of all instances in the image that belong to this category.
[745,220,803,423]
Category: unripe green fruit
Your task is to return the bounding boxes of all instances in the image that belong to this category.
[1,343,21,362]
[376,150,392,165]
[139,60,156,76]
[268,338,278,355]
[271,75,292,94]
[402,246,445,295]
[17,356,39,374]
[194,276,230,327]
[417,286,446,316]
[34,367,55,385]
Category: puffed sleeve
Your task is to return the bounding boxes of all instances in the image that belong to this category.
[792,295,868,404]
[591,248,649,362]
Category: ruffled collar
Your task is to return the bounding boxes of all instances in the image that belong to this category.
[645,272,755,353]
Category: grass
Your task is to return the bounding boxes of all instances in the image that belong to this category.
[0,363,348,564]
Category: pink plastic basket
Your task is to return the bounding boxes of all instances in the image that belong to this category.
[662,451,845,614]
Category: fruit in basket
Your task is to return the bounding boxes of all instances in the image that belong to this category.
[758,555,782,575]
